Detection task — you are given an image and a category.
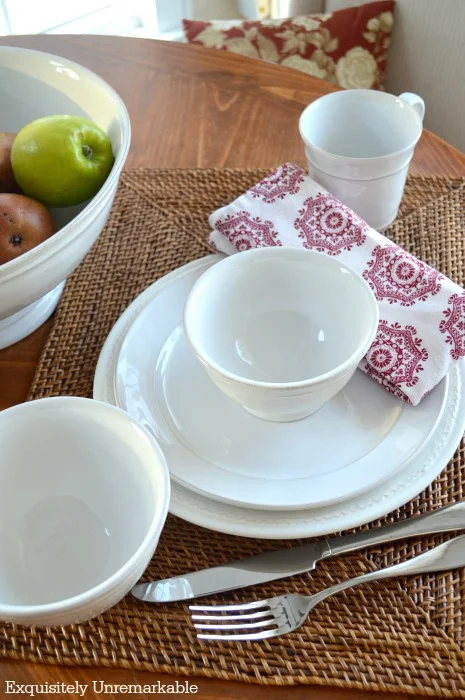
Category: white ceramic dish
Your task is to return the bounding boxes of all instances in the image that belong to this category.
[93,257,465,539]
[184,248,379,422]
[0,47,131,349]
[299,90,424,231]
[114,255,447,511]
[0,397,170,626]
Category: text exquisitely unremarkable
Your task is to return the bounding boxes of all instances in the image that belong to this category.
[5,680,199,696]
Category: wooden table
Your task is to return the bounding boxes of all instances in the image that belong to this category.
[0,35,464,700]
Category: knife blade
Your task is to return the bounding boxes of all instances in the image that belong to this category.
[132,541,330,602]
[132,501,465,602]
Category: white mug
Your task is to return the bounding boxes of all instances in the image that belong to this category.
[299,89,425,231]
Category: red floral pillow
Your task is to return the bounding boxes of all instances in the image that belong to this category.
[183,1,394,90]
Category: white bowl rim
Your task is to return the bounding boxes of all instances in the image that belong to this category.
[0,396,170,618]
[184,247,380,391]
[0,46,131,281]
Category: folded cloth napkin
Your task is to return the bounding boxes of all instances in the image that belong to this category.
[209,163,465,405]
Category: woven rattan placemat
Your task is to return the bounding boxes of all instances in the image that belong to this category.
[2,169,465,696]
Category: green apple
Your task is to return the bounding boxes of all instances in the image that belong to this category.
[11,115,114,207]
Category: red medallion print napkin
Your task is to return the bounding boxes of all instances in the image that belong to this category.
[209,163,465,405]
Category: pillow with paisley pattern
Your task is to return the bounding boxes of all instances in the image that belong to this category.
[183,0,395,90]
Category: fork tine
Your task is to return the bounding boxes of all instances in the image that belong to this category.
[197,625,290,641]
[191,609,278,621]
[189,599,272,613]
[194,617,282,631]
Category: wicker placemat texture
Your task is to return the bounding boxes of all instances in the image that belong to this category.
[2,169,465,696]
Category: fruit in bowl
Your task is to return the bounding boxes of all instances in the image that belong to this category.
[0,193,55,265]
[0,46,130,349]
[0,115,115,267]
[11,115,115,208]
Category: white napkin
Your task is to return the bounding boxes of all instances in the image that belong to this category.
[209,163,465,405]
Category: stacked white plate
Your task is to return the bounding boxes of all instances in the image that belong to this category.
[94,255,465,539]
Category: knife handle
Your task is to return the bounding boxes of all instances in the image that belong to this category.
[326,502,465,557]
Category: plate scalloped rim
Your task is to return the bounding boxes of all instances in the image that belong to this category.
[113,256,448,511]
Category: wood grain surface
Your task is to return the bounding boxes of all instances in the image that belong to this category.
[0,35,463,699]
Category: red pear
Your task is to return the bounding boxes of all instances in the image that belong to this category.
[0,193,55,265]
[0,132,20,193]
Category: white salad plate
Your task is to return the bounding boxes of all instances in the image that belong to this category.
[94,256,465,539]
[115,255,445,511]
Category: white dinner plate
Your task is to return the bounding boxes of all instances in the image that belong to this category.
[113,255,447,511]
[94,256,465,538]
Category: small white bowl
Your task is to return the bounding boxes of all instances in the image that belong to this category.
[0,397,170,627]
[184,248,379,422]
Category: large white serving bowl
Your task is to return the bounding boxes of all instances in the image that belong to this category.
[0,47,131,349]
[0,397,170,627]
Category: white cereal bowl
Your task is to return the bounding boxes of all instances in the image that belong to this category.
[184,248,379,422]
[0,397,170,627]
[0,47,131,349]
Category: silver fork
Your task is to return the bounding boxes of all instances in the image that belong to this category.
[190,534,465,641]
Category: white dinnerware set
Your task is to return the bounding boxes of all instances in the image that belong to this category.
[1,47,464,631]
[93,249,465,545]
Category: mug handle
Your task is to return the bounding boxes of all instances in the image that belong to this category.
[399,92,425,122]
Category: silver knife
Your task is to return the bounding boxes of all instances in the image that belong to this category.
[132,502,465,603]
